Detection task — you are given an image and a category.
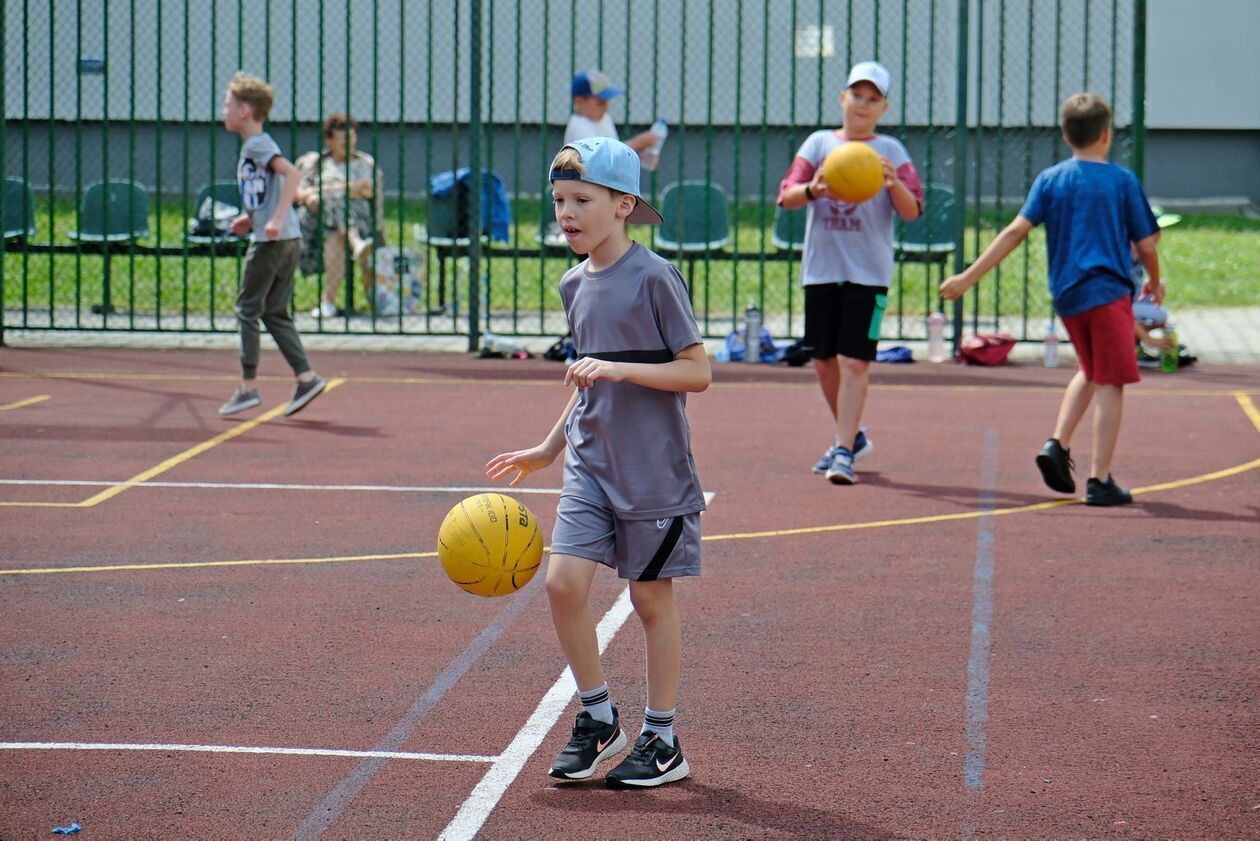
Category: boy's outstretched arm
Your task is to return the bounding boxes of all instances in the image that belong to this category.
[1133,232,1162,304]
[563,342,712,394]
[940,215,1034,300]
[485,389,580,487]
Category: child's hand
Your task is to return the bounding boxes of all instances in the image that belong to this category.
[1141,278,1165,306]
[263,218,281,240]
[485,447,557,487]
[564,358,622,389]
[880,156,900,188]
[940,273,974,301]
[230,215,251,236]
[808,171,832,201]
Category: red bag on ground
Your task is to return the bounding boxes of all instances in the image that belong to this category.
[958,333,1017,366]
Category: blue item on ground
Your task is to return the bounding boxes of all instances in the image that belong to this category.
[876,345,914,363]
[52,823,81,835]
[723,327,781,363]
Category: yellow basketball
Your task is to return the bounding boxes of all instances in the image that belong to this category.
[437,493,544,597]
[820,142,885,204]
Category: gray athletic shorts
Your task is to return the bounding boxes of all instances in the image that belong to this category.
[551,494,702,581]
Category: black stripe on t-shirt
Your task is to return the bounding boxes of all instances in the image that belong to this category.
[580,349,675,364]
[637,517,685,582]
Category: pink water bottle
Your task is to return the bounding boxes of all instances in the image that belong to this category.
[927,312,947,362]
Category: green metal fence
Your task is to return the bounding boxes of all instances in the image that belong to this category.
[2,0,1145,349]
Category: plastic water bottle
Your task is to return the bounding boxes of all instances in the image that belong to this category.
[743,304,763,364]
[1160,325,1179,372]
[641,119,668,172]
[927,312,947,362]
[1043,319,1059,368]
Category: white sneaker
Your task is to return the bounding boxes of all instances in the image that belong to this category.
[311,300,338,318]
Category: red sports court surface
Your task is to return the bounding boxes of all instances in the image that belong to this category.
[1,347,1257,839]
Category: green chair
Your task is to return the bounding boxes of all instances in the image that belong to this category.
[185,181,242,244]
[3,177,37,240]
[771,205,806,252]
[655,180,731,297]
[894,183,956,264]
[655,180,731,254]
[67,179,150,243]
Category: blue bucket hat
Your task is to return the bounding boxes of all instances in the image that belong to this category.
[550,136,663,225]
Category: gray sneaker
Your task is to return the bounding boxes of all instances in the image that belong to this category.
[219,387,261,416]
[284,375,326,416]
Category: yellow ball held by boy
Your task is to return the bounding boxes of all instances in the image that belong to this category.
[821,141,885,204]
[437,492,544,597]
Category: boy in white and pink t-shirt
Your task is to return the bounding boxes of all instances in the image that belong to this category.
[778,60,924,485]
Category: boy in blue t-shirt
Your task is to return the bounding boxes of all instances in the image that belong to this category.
[486,137,710,788]
[941,93,1161,506]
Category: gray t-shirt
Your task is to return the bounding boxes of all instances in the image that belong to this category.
[237,132,301,242]
[559,243,706,519]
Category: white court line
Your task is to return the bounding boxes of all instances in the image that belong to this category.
[0,741,496,764]
[0,479,716,504]
[439,587,635,841]
[0,479,564,495]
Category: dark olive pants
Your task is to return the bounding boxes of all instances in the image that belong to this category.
[235,238,311,380]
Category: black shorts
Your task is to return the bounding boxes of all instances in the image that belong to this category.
[803,282,889,362]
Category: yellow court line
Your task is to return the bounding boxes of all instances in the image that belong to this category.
[4,456,1258,577]
[0,394,50,411]
[3,369,1257,398]
[0,378,346,509]
[1236,392,1260,435]
[2,384,1257,574]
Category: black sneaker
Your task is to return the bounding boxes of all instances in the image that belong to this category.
[1035,438,1075,494]
[1084,475,1133,506]
[548,709,626,780]
[605,731,690,789]
[284,375,326,416]
[218,387,261,416]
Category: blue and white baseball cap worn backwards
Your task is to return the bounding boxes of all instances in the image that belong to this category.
[571,69,621,100]
[550,136,664,225]
[846,60,891,97]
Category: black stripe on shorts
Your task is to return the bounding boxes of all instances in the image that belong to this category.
[637,517,684,582]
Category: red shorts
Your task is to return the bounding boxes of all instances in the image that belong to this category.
[1060,295,1140,386]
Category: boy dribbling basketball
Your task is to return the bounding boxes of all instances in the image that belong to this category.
[486,137,710,788]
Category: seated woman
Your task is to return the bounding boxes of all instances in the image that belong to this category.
[295,113,386,318]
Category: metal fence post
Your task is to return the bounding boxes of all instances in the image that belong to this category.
[1131,0,1147,181]
[467,0,483,352]
[950,0,970,352]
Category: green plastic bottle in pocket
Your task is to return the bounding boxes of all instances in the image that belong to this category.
[868,293,889,341]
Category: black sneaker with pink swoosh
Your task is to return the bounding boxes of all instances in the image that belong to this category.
[549,709,627,780]
[605,731,690,788]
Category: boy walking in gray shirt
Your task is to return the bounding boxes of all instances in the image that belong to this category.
[219,72,325,417]
[486,137,710,788]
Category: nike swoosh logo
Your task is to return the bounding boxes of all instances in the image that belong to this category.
[655,754,678,773]
[597,732,618,753]
[656,519,668,529]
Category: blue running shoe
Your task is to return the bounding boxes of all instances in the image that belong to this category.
[825,446,857,485]
[812,427,872,474]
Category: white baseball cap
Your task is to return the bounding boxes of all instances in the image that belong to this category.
[846,60,891,97]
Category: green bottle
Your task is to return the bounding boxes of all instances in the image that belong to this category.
[1160,326,1179,372]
